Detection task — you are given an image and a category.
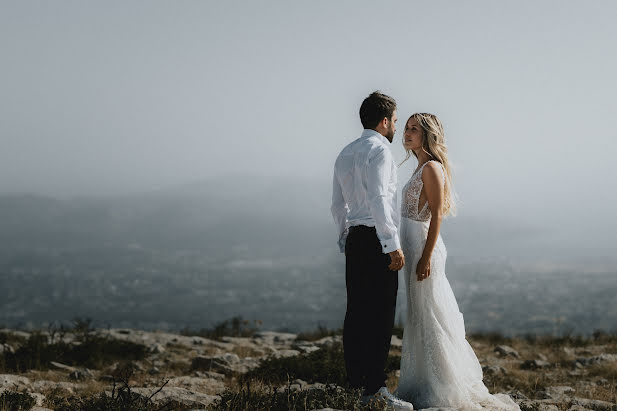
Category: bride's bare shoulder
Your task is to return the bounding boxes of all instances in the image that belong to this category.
[423,160,443,174]
[421,161,445,185]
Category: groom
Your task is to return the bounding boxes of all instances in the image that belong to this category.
[331,91,405,401]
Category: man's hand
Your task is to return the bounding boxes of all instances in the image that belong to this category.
[388,249,405,271]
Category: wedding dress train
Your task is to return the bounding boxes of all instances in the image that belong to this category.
[394,160,520,411]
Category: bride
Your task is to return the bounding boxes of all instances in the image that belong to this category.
[393,113,520,410]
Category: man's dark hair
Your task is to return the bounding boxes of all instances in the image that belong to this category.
[359,91,397,129]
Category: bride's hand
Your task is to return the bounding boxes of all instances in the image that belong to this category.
[416,255,431,281]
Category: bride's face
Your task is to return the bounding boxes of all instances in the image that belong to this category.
[403,117,423,152]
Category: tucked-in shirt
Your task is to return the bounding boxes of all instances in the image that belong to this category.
[331,129,401,254]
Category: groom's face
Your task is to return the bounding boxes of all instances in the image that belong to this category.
[384,110,397,142]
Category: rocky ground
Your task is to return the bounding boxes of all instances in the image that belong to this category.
[1,326,616,410]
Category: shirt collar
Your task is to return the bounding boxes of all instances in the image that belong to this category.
[360,128,389,144]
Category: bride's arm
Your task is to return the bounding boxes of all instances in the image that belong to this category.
[416,162,445,281]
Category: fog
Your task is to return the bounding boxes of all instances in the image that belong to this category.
[1,1,616,258]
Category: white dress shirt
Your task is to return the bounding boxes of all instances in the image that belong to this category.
[331,129,401,254]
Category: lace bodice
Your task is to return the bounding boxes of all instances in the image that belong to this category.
[401,160,445,222]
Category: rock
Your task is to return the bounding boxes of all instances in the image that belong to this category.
[576,354,617,366]
[536,386,575,399]
[482,365,507,376]
[277,383,304,393]
[132,362,145,372]
[521,359,551,370]
[567,406,591,411]
[190,353,259,375]
[576,381,597,390]
[494,345,520,358]
[519,400,560,411]
[293,379,308,386]
[106,328,225,352]
[219,336,254,345]
[149,343,166,353]
[0,374,31,390]
[29,392,46,406]
[571,397,617,411]
[0,343,15,354]
[268,349,301,359]
[0,329,30,339]
[275,379,312,394]
[291,340,321,354]
[252,331,297,346]
[313,336,342,347]
[390,335,403,349]
[68,368,95,381]
[49,361,77,372]
[194,371,225,381]
[148,367,161,375]
[536,353,548,361]
[507,390,529,400]
[305,382,328,391]
[166,375,226,394]
[277,381,332,394]
[31,380,84,394]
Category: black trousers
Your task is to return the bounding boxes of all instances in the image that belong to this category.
[343,225,398,396]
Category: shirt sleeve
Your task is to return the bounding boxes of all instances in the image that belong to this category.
[330,167,349,253]
[366,146,400,253]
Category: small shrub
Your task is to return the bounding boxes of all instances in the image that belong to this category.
[592,329,617,344]
[587,362,617,380]
[244,342,401,388]
[1,331,146,373]
[468,331,513,346]
[0,390,36,411]
[295,325,341,342]
[45,361,181,411]
[244,342,347,386]
[523,330,590,348]
[180,316,261,340]
[392,325,404,339]
[210,382,386,411]
[0,331,27,347]
[385,354,401,374]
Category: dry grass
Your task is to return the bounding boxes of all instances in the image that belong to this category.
[230,345,265,358]
[22,368,65,382]
[588,363,617,380]
[4,324,617,409]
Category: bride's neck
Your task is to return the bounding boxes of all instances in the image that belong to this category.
[415,150,433,165]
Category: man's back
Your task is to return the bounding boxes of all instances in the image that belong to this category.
[331,129,400,254]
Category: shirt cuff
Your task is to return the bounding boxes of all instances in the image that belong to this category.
[380,236,400,254]
[338,228,349,253]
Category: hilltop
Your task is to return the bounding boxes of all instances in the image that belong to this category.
[1,318,616,410]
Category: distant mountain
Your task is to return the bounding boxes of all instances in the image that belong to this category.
[0,176,610,259]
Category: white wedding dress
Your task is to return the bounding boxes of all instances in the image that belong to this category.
[393,160,520,411]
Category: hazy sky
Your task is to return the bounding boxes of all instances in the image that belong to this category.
[1,1,616,233]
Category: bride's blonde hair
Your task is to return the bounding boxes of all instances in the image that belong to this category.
[400,112,458,217]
